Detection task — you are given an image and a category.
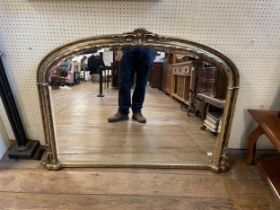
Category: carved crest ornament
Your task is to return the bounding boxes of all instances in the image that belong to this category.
[115,28,167,44]
[37,28,239,172]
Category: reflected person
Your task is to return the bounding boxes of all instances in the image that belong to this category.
[108,48,155,123]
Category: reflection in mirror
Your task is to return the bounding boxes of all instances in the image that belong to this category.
[48,47,228,166]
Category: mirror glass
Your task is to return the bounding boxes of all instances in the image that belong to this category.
[48,47,228,165]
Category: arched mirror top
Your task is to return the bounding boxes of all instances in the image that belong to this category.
[37,28,239,88]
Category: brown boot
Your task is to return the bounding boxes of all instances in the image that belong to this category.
[132,112,147,123]
[108,112,129,123]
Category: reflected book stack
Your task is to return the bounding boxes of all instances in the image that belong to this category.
[203,112,222,133]
[218,119,222,133]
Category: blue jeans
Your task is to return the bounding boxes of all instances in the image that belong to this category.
[118,48,154,114]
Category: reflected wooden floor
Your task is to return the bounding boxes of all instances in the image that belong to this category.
[51,82,216,165]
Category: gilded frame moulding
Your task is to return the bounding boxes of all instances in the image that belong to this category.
[37,28,239,172]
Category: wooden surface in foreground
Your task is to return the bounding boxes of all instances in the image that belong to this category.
[0,154,279,210]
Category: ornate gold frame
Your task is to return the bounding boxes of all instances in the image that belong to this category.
[37,29,239,172]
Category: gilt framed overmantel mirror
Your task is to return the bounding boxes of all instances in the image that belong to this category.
[37,29,239,172]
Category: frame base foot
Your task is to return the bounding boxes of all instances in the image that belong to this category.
[41,152,63,170]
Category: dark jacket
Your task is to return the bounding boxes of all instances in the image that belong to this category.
[87,54,105,74]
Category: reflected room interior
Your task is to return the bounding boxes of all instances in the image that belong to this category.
[48,47,228,165]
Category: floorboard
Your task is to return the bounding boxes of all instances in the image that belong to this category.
[0,155,279,209]
[51,82,216,165]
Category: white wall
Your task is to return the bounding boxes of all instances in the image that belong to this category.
[0,115,9,159]
[0,98,12,158]
[0,128,9,159]
[0,0,279,149]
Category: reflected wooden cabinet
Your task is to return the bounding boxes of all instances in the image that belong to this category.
[193,62,228,122]
[170,61,195,105]
[150,62,164,89]
[111,61,120,88]
[196,66,217,97]
[195,64,227,98]
[165,66,172,94]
